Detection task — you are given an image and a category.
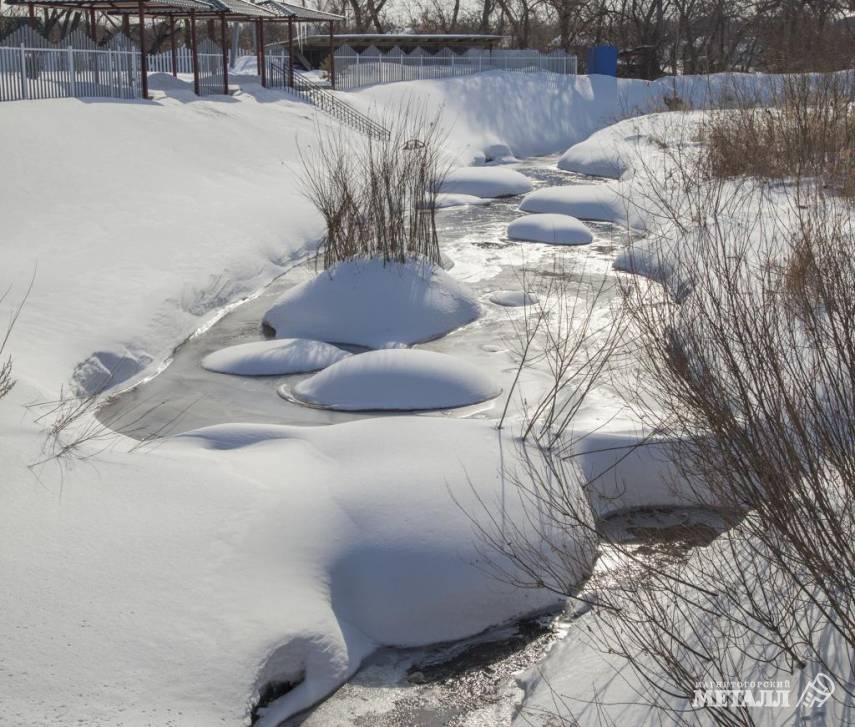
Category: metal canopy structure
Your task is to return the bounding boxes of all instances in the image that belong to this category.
[5,0,342,96]
[303,32,505,50]
[254,0,340,21]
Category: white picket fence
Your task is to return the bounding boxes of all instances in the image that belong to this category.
[148,46,195,74]
[333,46,577,90]
[0,27,140,102]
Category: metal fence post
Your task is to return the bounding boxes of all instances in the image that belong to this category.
[107,48,114,97]
[67,45,75,96]
[19,43,28,99]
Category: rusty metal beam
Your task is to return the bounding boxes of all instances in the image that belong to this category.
[328,19,334,89]
[258,18,266,87]
[137,0,148,99]
[287,16,293,88]
[190,11,200,94]
[169,14,177,76]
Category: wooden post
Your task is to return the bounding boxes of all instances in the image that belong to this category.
[328,20,335,89]
[287,16,294,88]
[169,15,177,76]
[258,19,266,87]
[122,13,130,36]
[28,3,36,29]
[89,7,97,41]
[137,1,148,99]
[190,11,199,94]
[220,14,228,94]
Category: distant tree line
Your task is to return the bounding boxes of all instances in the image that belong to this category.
[319,0,855,76]
[4,0,853,75]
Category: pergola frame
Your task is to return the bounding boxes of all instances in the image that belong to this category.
[7,0,341,98]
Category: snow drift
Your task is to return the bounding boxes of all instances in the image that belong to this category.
[263,259,481,348]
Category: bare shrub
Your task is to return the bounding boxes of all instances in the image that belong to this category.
[498,256,630,451]
[701,75,855,197]
[480,84,855,725]
[0,277,33,401]
[300,105,450,269]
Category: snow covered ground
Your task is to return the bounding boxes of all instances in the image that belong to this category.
[0,70,820,726]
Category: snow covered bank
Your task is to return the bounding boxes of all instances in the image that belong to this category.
[0,84,338,396]
[290,349,501,411]
[263,258,481,348]
[355,71,778,166]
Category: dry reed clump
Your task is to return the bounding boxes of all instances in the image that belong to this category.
[0,278,32,401]
[700,74,855,196]
[299,105,450,270]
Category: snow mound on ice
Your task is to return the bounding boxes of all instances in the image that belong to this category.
[483,143,518,164]
[507,213,593,245]
[201,339,349,376]
[441,166,533,198]
[489,290,539,307]
[558,136,629,179]
[291,349,501,411]
[519,183,645,230]
[432,193,491,209]
[263,259,481,349]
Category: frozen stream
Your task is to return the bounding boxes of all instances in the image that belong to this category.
[95,156,711,727]
[97,157,634,439]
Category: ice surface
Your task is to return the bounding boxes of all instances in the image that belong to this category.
[201,338,350,376]
[441,167,533,198]
[291,349,501,411]
[263,258,481,348]
[507,213,594,245]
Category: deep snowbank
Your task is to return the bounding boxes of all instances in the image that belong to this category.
[0,84,337,396]
[354,71,777,165]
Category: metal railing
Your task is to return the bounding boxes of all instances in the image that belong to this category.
[332,46,578,91]
[269,61,390,141]
[0,42,139,101]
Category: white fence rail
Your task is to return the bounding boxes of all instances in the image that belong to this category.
[333,46,577,90]
[148,47,195,75]
[0,28,140,102]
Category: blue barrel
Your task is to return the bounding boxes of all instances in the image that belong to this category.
[586,45,618,76]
